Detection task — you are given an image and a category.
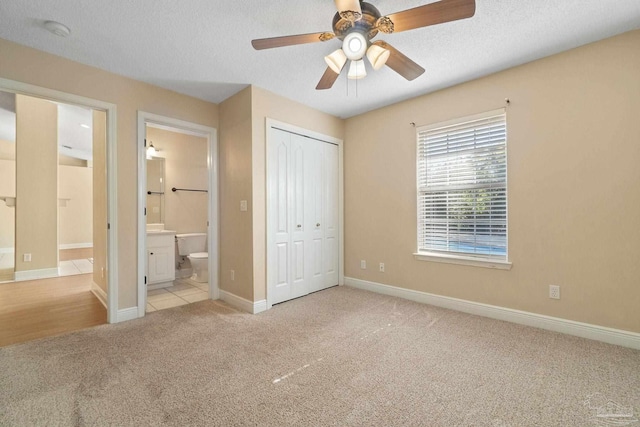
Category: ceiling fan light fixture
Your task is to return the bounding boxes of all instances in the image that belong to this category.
[335,0,362,22]
[324,49,348,74]
[342,32,367,60]
[366,44,390,70]
[347,60,367,80]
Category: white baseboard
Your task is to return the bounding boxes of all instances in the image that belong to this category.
[91,282,107,309]
[116,307,139,323]
[220,290,267,314]
[14,268,59,281]
[59,243,93,250]
[344,277,640,350]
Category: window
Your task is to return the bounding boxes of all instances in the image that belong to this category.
[416,109,508,267]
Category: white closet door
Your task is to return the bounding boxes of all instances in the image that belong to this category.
[289,134,310,300]
[307,138,326,293]
[268,128,293,304]
[268,127,339,305]
[322,142,339,289]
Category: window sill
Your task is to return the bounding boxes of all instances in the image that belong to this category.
[413,252,512,270]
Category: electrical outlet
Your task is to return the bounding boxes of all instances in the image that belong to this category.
[379,262,385,273]
[549,285,560,300]
[101,267,105,279]
[240,200,248,212]
[360,260,366,269]
[231,270,235,281]
[23,253,31,262]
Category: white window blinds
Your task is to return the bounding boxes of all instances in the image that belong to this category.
[417,110,507,260]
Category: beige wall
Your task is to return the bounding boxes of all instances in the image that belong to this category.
[146,127,208,234]
[219,87,254,300]
[93,111,107,293]
[0,37,218,308]
[344,30,640,333]
[58,165,93,246]
[15,95,58,272]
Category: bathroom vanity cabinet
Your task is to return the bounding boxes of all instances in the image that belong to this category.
[147,230,176,289]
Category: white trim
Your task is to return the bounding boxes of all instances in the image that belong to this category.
[59,243,93,250]
[116,307,139,323]
[91,282,108,309]
[14,268,58,281]
[137,112,219,318]
[0,248,13,254]
[220,290,267,314]
[265,119,345,310]
[414,252,512,270]
[344,277,640,350]
[0,77,119,325]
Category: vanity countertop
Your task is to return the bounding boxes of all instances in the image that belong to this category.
[146,230,176,236]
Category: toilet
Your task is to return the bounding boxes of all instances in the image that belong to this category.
[176,233,208,283]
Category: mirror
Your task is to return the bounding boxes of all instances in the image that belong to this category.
[146,157,165,224]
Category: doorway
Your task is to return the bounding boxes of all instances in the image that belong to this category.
[0,78,117,343]
[137,112,218,317]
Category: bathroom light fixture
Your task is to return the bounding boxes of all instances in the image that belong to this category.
[44,21,71,37]
[146,141,158,159]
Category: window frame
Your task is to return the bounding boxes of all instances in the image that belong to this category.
[414,109,512,270]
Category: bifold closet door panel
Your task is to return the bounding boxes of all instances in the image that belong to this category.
[307,138,326,294]
[323,142,340,289]
[290,134,311,300]
[268,128,293,304]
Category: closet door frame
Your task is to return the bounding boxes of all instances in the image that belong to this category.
[266,119,344,309]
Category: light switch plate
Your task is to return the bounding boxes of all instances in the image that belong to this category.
[240,200,248,211]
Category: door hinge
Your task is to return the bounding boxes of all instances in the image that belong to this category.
[107,223,111,230]
[144,207,147,216]
[144,138,147,147]
[144,276,147,284]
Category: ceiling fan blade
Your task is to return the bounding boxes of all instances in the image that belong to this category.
[373,41,425,81]
[316,67,341,90]
[384,0,475,33]
[251,32,334,50]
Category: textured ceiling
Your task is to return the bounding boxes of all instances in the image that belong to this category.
[0,1,639,118]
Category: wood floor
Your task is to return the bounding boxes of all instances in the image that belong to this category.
[59,247,93,261]
[0,273,106,347]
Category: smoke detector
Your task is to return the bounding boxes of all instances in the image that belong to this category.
[44,21,71,37]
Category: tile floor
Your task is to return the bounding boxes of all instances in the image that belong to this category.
[58,258,94,276]
[146,278,209,313]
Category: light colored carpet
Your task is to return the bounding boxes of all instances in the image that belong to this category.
[1,286,638,426]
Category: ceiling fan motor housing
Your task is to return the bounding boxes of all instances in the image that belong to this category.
[332,2,382,41]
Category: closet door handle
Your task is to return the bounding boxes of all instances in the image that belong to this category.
[316,223,320,227]
[297,224,302,228]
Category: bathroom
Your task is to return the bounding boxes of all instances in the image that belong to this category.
[145,124,210,312]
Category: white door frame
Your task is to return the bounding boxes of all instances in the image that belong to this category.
[137,112,219,317]
[265,118,344,309]
[0,77,119,323]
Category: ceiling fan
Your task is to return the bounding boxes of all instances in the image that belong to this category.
[251,0,476,90]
